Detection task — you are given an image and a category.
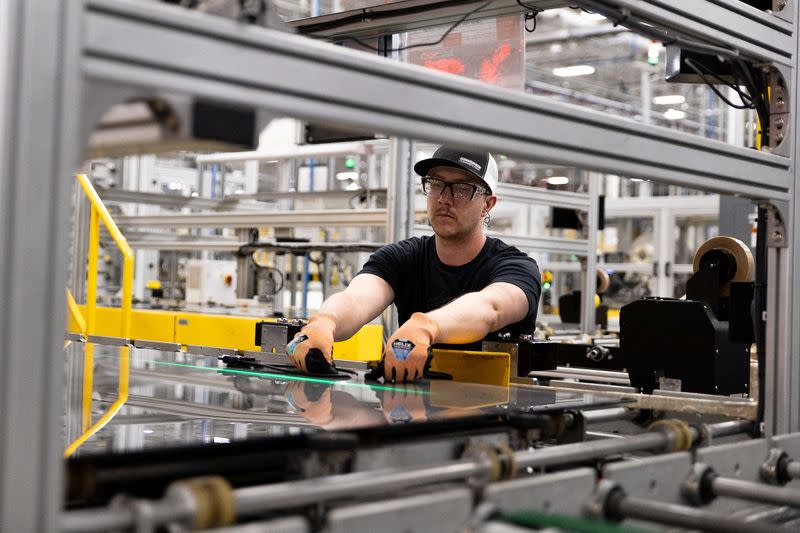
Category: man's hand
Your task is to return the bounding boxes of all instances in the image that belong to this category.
[383,312,440,382]
[286,313,336,373]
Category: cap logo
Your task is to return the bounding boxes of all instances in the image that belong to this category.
[458,157,482,172]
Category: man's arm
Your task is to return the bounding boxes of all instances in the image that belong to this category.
[319,273,395,341]
[379,282,529,382]
[426,282,529,344]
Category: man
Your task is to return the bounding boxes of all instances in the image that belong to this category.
[287,145,541,382]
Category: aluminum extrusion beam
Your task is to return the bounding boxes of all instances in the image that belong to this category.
[0,0,81,530]
[127,240,246,251]
[195,141,375,163]
[414,225,591,254]
[83,0,791,200]
[115,209,393,228]
[579,0,793,65]
[495,183,591,210]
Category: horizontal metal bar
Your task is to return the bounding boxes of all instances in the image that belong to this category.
[98,188,228,209]
[602,0,793,64]
[288,0,562,39]
[495,183,591,210]
[196,141,377,163]
[184,345,238,357]
[116,209,392,228]
[555,367,631,380]
[83,0,791,200]
[127,240,246,251]
[65,333,85,342]
[539,262,583,272]
[614,494,772,533]
[235,461,481,515]
[605,195,720,218]
[712,476,800,508]
[530,370,631,385]
[132,339,181,351]
[706,420,754,438]
[582,407,636,424]
[598,263,653,274]
[86,334,130,347]
[233,188,388,202]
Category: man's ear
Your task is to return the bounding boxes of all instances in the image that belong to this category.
[483,195,497,216]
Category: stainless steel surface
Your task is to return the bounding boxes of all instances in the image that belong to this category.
[327,488,472,533]
[789,462,800,480]
[604,452,692,505]
[485,468,596,515]
[696,439,770,513]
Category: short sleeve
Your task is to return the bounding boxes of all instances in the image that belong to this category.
[489,253,542,322]
[358,238,420,296]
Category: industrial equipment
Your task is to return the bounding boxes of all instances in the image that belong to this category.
[621,236,755,396]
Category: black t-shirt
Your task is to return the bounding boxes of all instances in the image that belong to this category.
[359,235,541,336]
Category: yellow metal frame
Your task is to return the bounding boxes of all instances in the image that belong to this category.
[64,174,134,457]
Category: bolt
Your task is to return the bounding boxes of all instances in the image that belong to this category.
[777,0,787,11]
[776,97,785,109]
[776,132,785,143]
[772,230,783,241]
[776,118,785,130]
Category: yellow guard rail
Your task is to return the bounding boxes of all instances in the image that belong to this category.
[65,174,134,457]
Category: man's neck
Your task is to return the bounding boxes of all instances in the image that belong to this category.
[435,232,487,266]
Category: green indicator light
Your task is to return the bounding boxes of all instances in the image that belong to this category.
[543,282,551,290]
[344,157,356,169]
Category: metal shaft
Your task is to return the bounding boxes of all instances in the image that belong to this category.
[787,460,800,480]
[712,476,800,508]
[706,420,753,438]
[235,460,480,515]
[515,430,676,469]
[582,407,635,424]
[614,495,774,533]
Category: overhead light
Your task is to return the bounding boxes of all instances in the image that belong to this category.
[547,176,569,185]
[143,429,154,434]
[336,171,359,181]
[213,437,230,444]
[552,65,595,77]
[653,95,686,105]
[664,109,687,120]
[630,178,644,183]
[345,181,362,191]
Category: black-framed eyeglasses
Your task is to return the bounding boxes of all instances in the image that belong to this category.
[421,176,488,201]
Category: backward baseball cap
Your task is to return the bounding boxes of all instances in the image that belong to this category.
[413,146,499,195]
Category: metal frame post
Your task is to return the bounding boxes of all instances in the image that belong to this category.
[0,0,82,530]
[581,172,600,334]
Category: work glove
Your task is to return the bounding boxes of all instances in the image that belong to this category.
[382,312,440,383]
[285,381,334,426]
[286,312,336,374]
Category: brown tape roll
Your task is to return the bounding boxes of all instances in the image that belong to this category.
[596,268,610,295]
[692,236,754,294]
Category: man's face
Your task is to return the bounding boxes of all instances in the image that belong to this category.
[424,166,495,240]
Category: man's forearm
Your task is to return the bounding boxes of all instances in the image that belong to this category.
[424,283,529,344]
[425,292,501,344]
[319,291,374,341]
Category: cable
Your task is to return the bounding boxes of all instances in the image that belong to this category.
[683,59,753,109]
[517,0,541,33]
[334,1,493,53]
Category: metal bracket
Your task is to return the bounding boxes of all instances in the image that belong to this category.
[763,203,787,248]
[603,452,693,505]
[767,66,791,156]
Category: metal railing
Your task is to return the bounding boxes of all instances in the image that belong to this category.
[64,174,134,457]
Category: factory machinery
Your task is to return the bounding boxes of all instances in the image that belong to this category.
[62,232,800,531]
[3,0,798,531]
